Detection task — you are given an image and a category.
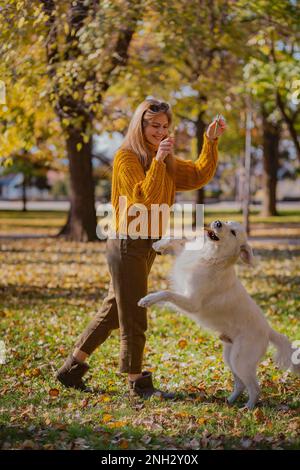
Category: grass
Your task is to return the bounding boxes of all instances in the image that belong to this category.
[0,211,67,236]
[0,208,300,238]
[0,210,299,450]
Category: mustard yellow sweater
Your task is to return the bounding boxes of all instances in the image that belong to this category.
[111,133,218,237]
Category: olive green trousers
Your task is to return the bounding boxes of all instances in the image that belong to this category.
[74,237,158,373]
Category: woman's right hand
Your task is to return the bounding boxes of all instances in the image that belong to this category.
[156,137,174,162]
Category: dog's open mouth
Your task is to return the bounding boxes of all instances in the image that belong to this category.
[206,230,220,241]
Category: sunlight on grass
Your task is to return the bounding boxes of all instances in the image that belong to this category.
[0,227,299,449]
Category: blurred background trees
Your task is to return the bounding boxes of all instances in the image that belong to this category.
[0,0,299,239]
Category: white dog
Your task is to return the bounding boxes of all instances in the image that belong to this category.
[138,220,300,408]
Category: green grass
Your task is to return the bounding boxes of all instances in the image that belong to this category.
[0,212,299,450]
[0,209,299,235]
[205,209,300,225]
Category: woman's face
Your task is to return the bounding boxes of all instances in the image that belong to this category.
[143,112,169,149]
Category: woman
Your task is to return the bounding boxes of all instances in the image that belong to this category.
[56,98,226,398]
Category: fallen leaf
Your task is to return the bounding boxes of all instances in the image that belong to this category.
[178,339,187,349]
[49,388,59,398]
[102,414,113,423]
[119,439,129,449]
[20,440,38,450]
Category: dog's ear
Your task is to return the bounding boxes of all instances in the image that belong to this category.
[240,243,255,266]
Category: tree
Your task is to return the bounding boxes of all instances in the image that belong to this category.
[0,39,65,211]
[1,0,144,240]
[238,0,300,215]
[2,154,51,211]
[1,0,298,230]
[102,0,246,212]
[43,0,145,240]
[237,0,300,161]
[261,107,280,216]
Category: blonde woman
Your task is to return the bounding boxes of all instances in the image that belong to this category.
[56,98,226,398]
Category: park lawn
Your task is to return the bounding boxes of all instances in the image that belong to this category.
[0,211,67,236]
[0,212,299,450]
[0,209,300,239]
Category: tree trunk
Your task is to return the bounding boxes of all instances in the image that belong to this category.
[42,0,140,241]
[195,111,206,205]
[193,110,206,227]
[59,129,97,241]
[22,175,27,212]
[276,91,300,162]
[261,111,280,217]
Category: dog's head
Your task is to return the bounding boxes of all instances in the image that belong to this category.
[204,220,254,266]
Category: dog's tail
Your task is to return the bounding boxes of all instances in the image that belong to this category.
[269,329,300,375]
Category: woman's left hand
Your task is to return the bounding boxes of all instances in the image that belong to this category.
[206,115,227,140]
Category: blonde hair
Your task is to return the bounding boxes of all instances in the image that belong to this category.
[119,98,175,175]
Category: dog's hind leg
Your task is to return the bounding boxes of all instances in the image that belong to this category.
[228,375,246,405]
[240,373,260,409]
[138,290,197,313]
[223,343,245,404]
[229,338,261,409]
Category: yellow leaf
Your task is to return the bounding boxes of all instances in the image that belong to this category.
[102,414,113,423]
[102,396,111,402]
[178,339,187,349]
[174,412,189,418]
[4,157,13,167]
[64,23,70,35]
[195,337,206,343]
[76,142,82,152]
[107,420,127,428]
[18,17,25,28]
[43,444,54,450]
[197,417,207,425]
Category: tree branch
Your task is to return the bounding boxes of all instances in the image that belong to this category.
[276,90,300,161]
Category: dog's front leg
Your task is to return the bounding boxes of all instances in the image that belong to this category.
[152,238,186,255]
[138,290,197,313]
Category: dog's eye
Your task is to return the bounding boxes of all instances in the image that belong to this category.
[231,230,236,237]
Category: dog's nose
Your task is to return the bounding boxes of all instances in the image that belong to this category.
[214,220,222,228]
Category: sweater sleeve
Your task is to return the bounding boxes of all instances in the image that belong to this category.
[115,150,167,208]
[175,133,218,191]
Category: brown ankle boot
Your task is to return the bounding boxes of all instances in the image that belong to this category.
[128,371,175,399]
[56,354,91,391]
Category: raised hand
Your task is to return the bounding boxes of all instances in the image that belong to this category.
[156,136,175,162]
[206,114,226,140]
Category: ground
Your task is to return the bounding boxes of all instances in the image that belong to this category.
[0,210,299,450]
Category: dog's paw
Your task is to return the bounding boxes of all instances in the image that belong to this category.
[138,294,157,308]
[152,240,166,253]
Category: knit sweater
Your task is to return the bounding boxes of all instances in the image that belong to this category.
[110,133,218,237]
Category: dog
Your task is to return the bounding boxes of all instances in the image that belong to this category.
[138,220,300,408]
